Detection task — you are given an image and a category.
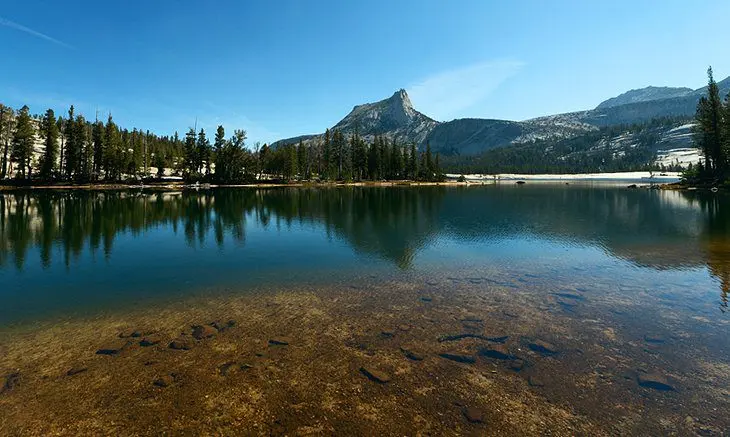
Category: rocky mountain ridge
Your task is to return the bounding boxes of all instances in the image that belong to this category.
[273,76,730,158]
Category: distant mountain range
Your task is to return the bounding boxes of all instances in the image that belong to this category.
[273,76,730,163]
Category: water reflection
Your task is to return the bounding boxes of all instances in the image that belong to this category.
[0,185,728,303]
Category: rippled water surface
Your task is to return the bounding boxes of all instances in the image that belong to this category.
[1,184,729,435]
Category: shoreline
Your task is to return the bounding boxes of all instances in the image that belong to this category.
[0,171,686,191]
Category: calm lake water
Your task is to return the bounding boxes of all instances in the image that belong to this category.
[1,184,728,326]
[1,184,729,435]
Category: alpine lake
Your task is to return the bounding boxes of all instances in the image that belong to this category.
[0,183,729,436]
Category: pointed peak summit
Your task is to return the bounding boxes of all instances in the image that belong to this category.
[389,89,413,109]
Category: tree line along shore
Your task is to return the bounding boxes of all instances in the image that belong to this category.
[0,104,444,186]
[1,68,728,189]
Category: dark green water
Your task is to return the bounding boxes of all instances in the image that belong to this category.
[0,185,728,327]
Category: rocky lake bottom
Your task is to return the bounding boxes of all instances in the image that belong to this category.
[1,270,728,436]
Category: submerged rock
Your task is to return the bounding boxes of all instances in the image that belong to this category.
[509,359,525,371]
[528,375,545,387]
[153,375,174,388]
[96,341,130,356]
[553,291,584,300]
[169,338,193,350]
[139,335,162,347]
[439,333,508,343]
[463,406,484,423]
[192,325,217,340]
[211,319,237,332]
[528,340,558,355]
[268,337,291,346]
[1,373,20,394]
[400,347,425,361]
[66,366,87,376]
[218,361,238,376]
[119,329,143,339]
[643,334,665,344]
[637,372,675,391]
[556,297,579,308]
[360,366,391,383]
[439,353,476,364]
[479,344,513,360]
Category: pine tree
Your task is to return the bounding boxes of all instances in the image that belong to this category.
[368,137,378,180]
[75,115,90,181]
[215,129,250,183]
[695,67,725,177]
[297,140,306,179]
[196,129,211,176]
[391,138,403,180]
[92,120,104,179]
[103,115,122,180]
[323,128,332,180]
[214,126,225,156]
[63,106,77,179]
[57,116,65,176]
[352,130,367,181]
[259,143,269,180]
[213,125,226,180]
[39,109,59,180]
[183,128,197,177]
[0,105,12,179]
[332,129,345,180]
[425,141,434,180]
[409,143,418,180]
[11,105,35,178]
[722,91,730,177]
[284,144,298,180]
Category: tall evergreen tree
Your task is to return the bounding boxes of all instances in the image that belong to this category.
[183,128,197,177]
[0,105,12,179]
[196,129,211,176]
[10,105,35,178]
[258,143,269,180]
[92,120,104,178]
[64,106,84,179]
[332,129,346,180]
[322,128,332,180]
[297,140,306,179]
[213,125,226,179]
[409,142,418,180]
[103,115,122,180]
[39,109,59,180]
[391,138,403,179]
[352,130,367,181]
[425,141,434,179]
[57,116,66,175]
[284,144,298,180]
[695,67,725,176]
[75,115,91,181]
[722,91,730,176]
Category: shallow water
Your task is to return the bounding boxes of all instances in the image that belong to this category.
[0,184,729,435]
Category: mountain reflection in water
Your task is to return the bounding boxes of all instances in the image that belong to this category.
[0,185,728,321]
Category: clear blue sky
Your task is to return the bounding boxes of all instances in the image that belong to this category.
[1,0,729,144]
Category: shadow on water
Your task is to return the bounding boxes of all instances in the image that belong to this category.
[0,185,728,320]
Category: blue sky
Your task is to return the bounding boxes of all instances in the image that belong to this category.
[1,0,729,144]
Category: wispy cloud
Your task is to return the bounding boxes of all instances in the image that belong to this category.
[0,16,74,49]
[407,59,524,121]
